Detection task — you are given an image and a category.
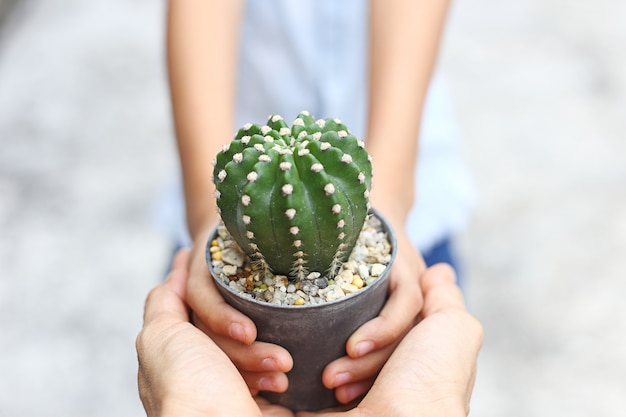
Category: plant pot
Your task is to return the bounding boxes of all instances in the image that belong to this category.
[205,210,396,412]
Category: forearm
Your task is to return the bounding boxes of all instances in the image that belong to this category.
[366,0,450,227]
[167,0,243,238]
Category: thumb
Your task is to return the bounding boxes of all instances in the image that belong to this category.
[142,249,191,325]
[419,263,467,317]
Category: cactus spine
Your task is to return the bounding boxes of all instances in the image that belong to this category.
[213,111,372,280]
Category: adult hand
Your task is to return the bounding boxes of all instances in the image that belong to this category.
[184,228,293,394]
[301,263,483,417]
[322,228,425,403]
[136,249,295,417]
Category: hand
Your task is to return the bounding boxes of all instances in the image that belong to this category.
[300,263,483,417]
[136,249,295,417]
[184,228,294,394]
[184,221,423,405]
[322,228,425,403]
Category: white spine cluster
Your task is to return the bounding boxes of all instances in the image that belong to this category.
[282,184,293,195]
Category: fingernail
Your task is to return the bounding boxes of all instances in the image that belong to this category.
[333,372,352,388]
[354,340,374,357]
[229,323,246,343]
[342,383,367,403]
[258,376,276,391]
[262,357,278,371]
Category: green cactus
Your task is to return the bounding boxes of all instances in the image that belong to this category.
[213,111,372,280]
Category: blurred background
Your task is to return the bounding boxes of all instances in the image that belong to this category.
[0,0,624,416]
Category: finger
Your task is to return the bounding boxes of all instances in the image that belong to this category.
[171,248,191,274]
[334,376,374,405]
[195,320,293,373]
[256,397,298,417]
[142,250,192,324]
[165,249,192,297]
[322,344,393,389]
[186,246,258,345]
[345,259,422,358]
[419,263,467,316]
[241,370,289,394]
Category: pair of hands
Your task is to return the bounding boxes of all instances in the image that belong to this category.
[181,226,427,403]
[136,247,483,416]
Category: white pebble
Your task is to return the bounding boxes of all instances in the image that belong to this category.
[307,272,321,280]
[222,248,245,267]
[335,270,354,285]
[319,284,345,302]
[358,264,370,279]
[222,265,238,276]
[341,283,359,294]
[342,260,358,273]
[370,263,386,277]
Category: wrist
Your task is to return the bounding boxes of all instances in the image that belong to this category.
[369,190,412,228]
[188,212,220,243]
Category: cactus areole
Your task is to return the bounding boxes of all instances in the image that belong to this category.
[213,111,373,280]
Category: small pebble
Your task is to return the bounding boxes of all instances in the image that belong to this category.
[358,264,370,280]
[217,226,230,240]
[314,278,328,289]
[370,263,386,277]
[222,248,245,267]
[342,260,358,273]
[335,270,353,285]
[319,284,345,301]
[306,272,321,280]
[222,265,238,276]
[351,275,364,289]
[341,283,359,294]
[302,282,319,295]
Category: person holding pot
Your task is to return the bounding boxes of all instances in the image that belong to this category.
[137,249,483,416]
[160,0,476,405]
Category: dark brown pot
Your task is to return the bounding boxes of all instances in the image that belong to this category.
[205,210,396,412]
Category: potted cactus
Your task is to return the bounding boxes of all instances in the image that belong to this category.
[205,111,396,411]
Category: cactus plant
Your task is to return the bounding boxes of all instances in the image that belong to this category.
[213,111,373,280]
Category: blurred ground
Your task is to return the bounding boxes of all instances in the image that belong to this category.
[1,1,624,416]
